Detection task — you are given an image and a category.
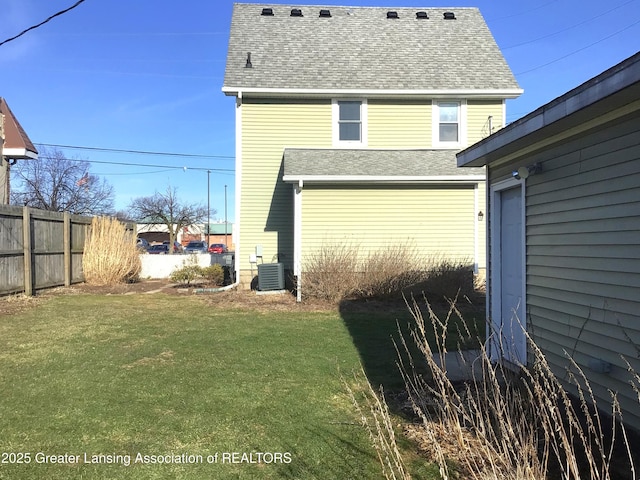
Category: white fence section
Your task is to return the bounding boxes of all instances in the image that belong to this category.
[140,254,212,279]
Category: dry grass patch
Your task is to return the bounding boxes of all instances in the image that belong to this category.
[350,295,640,480]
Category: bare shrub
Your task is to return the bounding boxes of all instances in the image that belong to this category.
[83,216,141,285]
[351,296,639,479]
[359,241,428,298]
[302,242,475,302]
[301,243,361,302]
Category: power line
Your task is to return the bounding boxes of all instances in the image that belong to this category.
[0,0,88,47]
[515,17,640,76]
[36,143,234,160]
[502,0,636,50]
[36,155,234,174]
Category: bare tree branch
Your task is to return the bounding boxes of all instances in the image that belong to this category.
[10,147,114,215]
[128,186,210,254]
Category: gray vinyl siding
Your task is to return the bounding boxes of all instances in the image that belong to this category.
[489,112,640,429]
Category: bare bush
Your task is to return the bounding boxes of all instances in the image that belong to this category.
[302,242,474,302]
[83,216,141,285]
[301,242,361,302]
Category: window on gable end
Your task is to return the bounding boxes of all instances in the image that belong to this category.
[433,100,465,148]
[439,102,459,141]
[333,100,367,145]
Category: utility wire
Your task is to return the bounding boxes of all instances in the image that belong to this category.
[502,0,636,50]
[36,155,234,173]
[515,17,640,76]
[0,0,87,47]
[37,143,234,160]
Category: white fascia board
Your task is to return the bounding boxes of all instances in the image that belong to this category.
[223,87,524,99]
[282,175,485,184]
[2,148,38,159]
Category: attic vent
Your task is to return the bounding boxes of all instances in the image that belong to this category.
[443,11,456,19]
[416,11,428,19]
[387,11,399,19]
[319,9,331,17]
[290,8,303,17]
[261,7,274,16]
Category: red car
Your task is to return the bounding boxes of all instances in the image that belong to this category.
[208,243,228,254]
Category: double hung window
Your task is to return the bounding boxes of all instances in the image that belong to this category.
[433,100,465,148]
[333,100,367,146]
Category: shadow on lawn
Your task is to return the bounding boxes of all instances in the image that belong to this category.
[338,293,487,398]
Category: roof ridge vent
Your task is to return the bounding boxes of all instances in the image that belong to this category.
[261,7,274,16]
[319,9,331,18]
[416,11,428,19]
[387,11,399,19]
[443,11,456,20]
[290,8,303,17]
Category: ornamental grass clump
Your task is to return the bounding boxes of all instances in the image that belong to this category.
[83,216,141,285]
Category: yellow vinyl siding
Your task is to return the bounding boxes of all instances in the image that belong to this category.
[367,100,431,148]
[301,184,476,265]
[240,99,332,273]
[367,99,504,149]
[467,100,504,146]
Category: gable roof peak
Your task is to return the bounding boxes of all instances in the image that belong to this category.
[0,97,38,160]
[224,3,521,95]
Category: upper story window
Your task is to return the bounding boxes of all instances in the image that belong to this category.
[433,100,466,148]
[333,99,367,146]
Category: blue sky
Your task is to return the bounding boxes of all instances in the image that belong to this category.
[2,0,639,221]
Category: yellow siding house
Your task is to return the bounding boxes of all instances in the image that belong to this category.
[223,4,521,294]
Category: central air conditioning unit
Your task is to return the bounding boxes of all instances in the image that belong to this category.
[257,263,285,291]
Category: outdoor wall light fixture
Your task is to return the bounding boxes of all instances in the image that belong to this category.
[512,162,541,180]
[477,210,484,221]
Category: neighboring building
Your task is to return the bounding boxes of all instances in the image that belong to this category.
[457,53,640,429]
[0,98,38,204]
[223,4,522,291]
[137,222,235,249]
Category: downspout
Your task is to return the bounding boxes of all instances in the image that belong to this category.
[294,180,303,302]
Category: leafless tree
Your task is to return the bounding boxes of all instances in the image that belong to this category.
[10,147,114,215]
[128,186,210,254]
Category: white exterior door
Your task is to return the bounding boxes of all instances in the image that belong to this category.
[490,180,526,365]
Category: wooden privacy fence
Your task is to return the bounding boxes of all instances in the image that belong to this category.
[0,205,92,295]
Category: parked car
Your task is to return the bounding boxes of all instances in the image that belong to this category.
[183,241,208,254]
[163,241,183,253]
[136,238,150,252]
[208,243,228,254]
[148,244,169,254]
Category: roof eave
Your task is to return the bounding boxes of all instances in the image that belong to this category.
[457,52,640,168]
[283,174,485,184]
[223,86,523,99]
[2,148,38,160]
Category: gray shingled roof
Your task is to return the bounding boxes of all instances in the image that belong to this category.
[283,148,485,180]
[224,3,520,93]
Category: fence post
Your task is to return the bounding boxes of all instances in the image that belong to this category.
[22,206,33,296]
[64,211,71,287]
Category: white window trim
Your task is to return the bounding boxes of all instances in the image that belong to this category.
[332,99,368,147]
[432,99,467,149]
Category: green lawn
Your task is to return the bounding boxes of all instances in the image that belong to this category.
[0,293,442,479]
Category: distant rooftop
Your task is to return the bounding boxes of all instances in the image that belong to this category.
[0,98,38,160]
[224,3,521,96]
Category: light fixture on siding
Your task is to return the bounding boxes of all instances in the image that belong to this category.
[477,211,484,221]
[512,163,541,180]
